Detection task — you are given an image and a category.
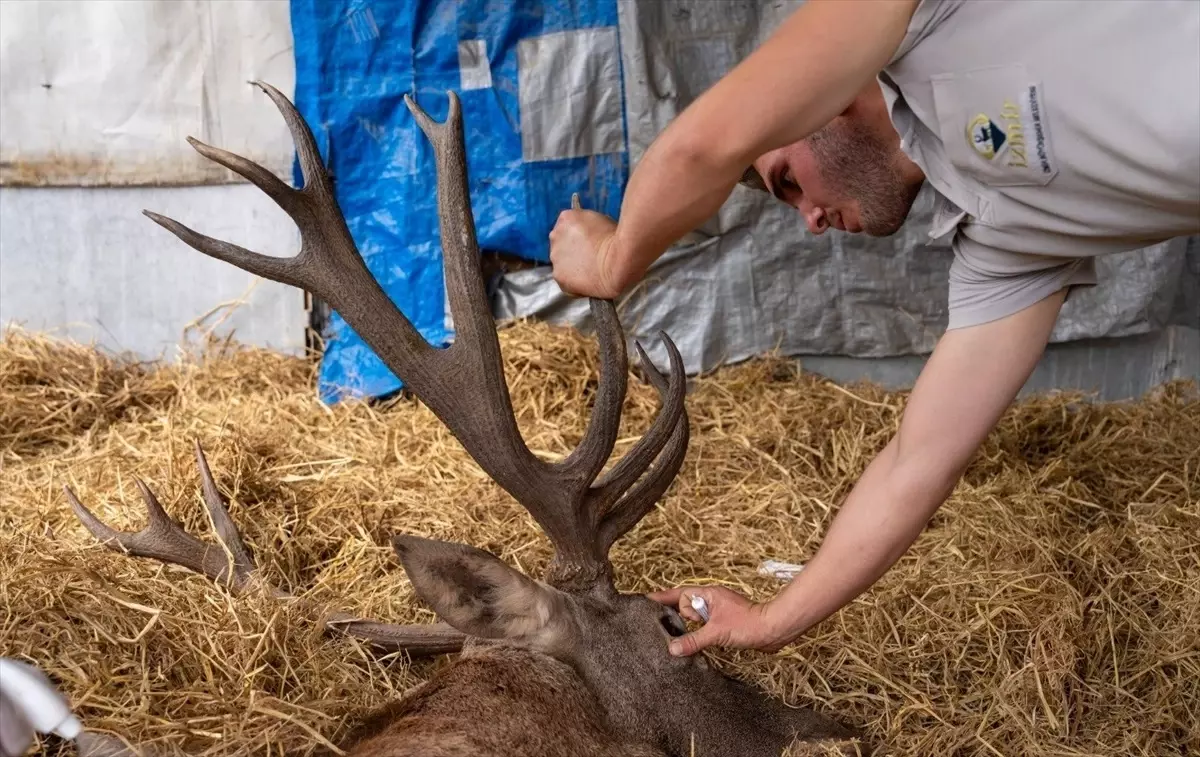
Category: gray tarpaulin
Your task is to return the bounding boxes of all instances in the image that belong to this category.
[492,0,1199,377]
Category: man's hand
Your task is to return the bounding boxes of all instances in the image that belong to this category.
[648,585,791,656]
[548,208,622,299]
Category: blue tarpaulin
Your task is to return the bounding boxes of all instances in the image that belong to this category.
[289,0,628,402]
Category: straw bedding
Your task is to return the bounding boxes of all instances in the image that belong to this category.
[1,322,1196,757]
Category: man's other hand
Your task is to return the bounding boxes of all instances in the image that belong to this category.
[548,207,622,299]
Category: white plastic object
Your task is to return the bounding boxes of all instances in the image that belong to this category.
[0,658,82,756]
[757,559,806,581]
[689,594,710,623]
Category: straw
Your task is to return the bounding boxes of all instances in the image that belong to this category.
[2,322,1196,756]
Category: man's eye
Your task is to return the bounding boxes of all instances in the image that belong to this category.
[781,171,798,190]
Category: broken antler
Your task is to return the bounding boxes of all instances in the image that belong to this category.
[143,82,689,590]
[66,441,465,656]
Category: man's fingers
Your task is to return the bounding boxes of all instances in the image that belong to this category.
[678,605,703,623]
[669,623,718,657]
[647,586,686,606]
[649,586,715,622]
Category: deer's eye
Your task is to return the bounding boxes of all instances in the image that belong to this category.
[660,610,687,637]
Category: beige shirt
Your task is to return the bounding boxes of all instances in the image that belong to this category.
[879,0,1200,329]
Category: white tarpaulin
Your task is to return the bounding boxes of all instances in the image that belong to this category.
[0,0,1194,394]
[0,0,295,186]
[0,0,304,357]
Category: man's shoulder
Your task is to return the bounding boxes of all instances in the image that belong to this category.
[884,0,1200,253]
[885,0,962,66]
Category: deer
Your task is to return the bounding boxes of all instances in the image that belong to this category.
[63,81,871,757]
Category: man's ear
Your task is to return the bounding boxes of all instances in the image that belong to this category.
[739,163,769,193]
[392,535,573,649]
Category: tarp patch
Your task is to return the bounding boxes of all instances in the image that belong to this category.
[289,0,627,403]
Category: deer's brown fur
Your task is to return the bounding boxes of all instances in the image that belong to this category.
[340,646,666,757]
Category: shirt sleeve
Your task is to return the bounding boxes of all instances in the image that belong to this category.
[946,233,1098,330]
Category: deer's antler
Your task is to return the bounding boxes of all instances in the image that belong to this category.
[142,82,688,590]
[67,441,467,656]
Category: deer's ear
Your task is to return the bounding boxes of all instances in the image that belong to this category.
[391,535,573,648]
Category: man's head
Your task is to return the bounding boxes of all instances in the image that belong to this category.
[742,81,925,237]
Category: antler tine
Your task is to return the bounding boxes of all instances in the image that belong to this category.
[65,474,255,592]
[185,135,299,213]
[597,342,690,551]
[192,439,255,575]
[250,80,333,193]
[401,91,495,349]
[67,441,466,657]
[142,210,304,288]
[556,297,628,485]
[589,334,686,508]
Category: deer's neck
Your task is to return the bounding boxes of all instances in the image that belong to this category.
[583,663,855,757]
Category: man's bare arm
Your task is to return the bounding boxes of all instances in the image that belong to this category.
[760,290,1069,642]
[660,289,1069,656]
[551,0,919,298]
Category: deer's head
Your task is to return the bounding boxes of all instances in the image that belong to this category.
[390,531,713,739]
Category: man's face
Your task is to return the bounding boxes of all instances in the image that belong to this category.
[752,115,920,237]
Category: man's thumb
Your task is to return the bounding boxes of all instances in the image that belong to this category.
[669,624,717,657]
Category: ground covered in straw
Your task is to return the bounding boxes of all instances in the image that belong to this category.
[2,322,1197,757]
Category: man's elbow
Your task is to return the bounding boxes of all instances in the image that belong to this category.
[886,437,971,520]
[661,109,758,184]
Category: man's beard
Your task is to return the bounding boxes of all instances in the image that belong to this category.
[807,119,919,236]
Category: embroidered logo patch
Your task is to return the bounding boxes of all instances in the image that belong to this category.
[965,85,1054,175]
[967,114,1007,160]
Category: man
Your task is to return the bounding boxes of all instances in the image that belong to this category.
[547,0,1200,658]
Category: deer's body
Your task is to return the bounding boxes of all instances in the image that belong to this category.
[340,645,665,757]
[66,81,872,757]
